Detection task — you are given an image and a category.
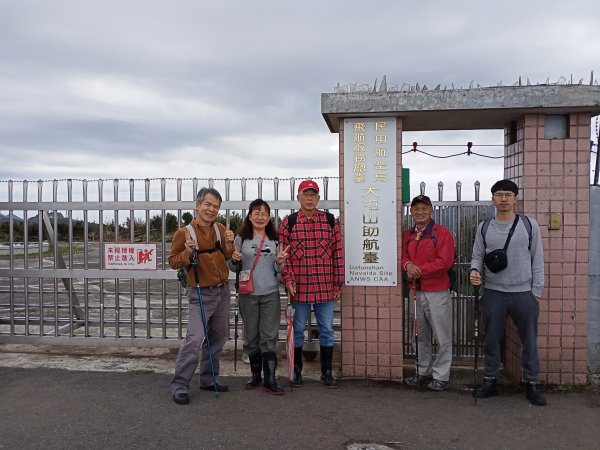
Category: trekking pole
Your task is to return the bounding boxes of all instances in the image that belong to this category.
[473,284,480,405]
[190,252,219,397]
[233,260,241,373]
[412,281,419,381]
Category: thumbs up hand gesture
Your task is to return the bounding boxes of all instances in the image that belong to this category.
[225,225,234,245]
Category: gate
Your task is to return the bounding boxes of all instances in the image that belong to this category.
[1,177,492,359]
[402,181,495,360]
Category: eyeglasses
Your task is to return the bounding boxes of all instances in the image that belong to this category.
[493,192,516,199]
[250,211,270,218]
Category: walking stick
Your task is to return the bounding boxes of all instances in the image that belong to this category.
[412,280,419,381]
[190,252,219,397]
[473,284,481,405]
[234,260,241,373]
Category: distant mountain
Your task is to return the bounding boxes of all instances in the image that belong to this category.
[27,212,67,223]
[0,213,24,223]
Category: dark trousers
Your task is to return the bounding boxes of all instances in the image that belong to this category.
[481,289,540,381]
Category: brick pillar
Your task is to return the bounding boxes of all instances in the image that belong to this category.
[339,117,405,381]
[503,113,589,384]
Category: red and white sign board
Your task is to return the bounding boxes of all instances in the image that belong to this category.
[104,243,157,270]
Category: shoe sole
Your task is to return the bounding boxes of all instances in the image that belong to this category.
[262,386,285,395]
[172,396,189,405]
[321,380,340,389]
[526,395,547,406]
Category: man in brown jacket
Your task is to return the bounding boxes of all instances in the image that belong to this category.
[168,187,235,405]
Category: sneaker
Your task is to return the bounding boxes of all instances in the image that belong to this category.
[427,379,448,391]
[242,353,250,364]
[473,377,499,398]
[404,374,432,387]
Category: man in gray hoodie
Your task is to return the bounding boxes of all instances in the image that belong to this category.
[469,179,546,406]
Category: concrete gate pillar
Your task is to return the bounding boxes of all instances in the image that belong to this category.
[323,82,600,385]
[338,117,405,381]
[503,113,590,384]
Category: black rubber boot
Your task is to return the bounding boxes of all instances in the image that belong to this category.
[262,352,284,395]
[526,382,547,406]
[320,345,339,389]
[245,351,262,389]
[292,346,303,387]
[473,377,498,398]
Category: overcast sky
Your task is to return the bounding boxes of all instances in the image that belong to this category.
[1,0,599,203]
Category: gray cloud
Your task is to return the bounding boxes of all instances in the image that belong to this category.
[0,0,598,199]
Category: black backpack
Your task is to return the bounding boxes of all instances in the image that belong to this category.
[286,211,336,232]
[481,215,533,250]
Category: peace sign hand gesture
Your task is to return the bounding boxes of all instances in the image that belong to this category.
[276,245,290,265]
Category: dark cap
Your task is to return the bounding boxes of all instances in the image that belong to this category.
[410,195,432,207]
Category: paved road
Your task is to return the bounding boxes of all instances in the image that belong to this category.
[1,345,599,450]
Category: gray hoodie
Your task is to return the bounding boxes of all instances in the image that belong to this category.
[470,216,544,298]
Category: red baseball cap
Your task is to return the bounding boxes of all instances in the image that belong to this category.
[298,179,320,194]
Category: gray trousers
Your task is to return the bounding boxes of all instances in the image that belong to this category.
[481,289,540,381]
[170,285,230,394]
[411,289,453,382]
[238,291,281,354]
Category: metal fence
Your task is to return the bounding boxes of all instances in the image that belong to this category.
[0,177,492,359]
[0,177,338,348]
[401,181,495,360]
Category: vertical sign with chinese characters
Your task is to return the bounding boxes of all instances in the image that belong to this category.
[343,118,397,286]
[104,243,158,270]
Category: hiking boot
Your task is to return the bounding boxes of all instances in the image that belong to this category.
[404,374,432,387]
[427,379,448,391]
[262,352,284,395]
[245,352,262,389]
[473,377,498,398]
[320,346,339,389]
[292,346,303,387]
[526,382,547,406]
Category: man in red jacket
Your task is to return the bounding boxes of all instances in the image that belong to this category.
[401,195,455,391]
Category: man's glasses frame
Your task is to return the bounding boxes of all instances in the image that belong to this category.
[493,192,516,199]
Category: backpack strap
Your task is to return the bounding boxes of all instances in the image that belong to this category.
[521,215,532,250]
[185,223,222,255]
[287,212,298,233]
[482,215,532,251]
[287,211,335,233]
[430,223,439,246]
[481,218,492,250]
[324,211,336,229]
[403,221,436,255]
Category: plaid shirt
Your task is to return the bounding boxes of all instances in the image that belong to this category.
[279,209,344,303]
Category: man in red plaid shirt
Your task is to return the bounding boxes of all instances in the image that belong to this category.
[279,179,344,388]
